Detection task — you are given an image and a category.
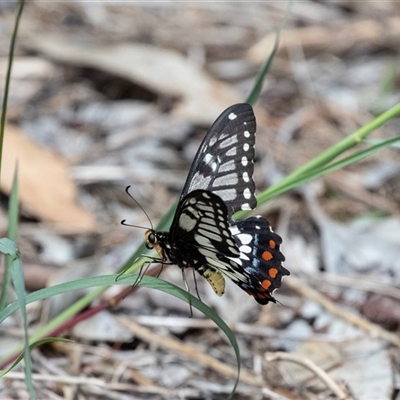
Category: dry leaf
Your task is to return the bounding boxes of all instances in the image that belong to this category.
[2,124,95,232]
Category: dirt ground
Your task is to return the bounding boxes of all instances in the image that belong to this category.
[1,2,400,399]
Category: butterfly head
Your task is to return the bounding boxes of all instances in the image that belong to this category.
[145,229,168,261]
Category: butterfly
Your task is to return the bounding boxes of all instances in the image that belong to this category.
[145,103,289,304]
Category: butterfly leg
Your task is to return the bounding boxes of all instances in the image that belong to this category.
[132,256,170,287]
[191,268,202,302]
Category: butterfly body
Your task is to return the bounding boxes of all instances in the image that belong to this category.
[145,104,289,304]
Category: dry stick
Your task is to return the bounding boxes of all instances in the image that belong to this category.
[266,352,353,400]
[117,316,262,387]
[285,275,400,347]
[4,371,199,397]
[312,273,400,301]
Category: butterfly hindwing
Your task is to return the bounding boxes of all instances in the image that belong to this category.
[181,103,257,218]
[228,216,289,304]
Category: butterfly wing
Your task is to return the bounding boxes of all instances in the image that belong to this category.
[162,104,288,304]
[180,103,257,219]
[169,190,251,296]
[228,216,289,304]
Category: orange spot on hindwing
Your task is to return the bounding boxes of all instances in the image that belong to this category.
[269,240,276,249]
[261,279,271,290]
[269,268,278,278]
[262,250,273,261]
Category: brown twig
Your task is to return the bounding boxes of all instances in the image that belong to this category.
[285,275,400,348]
[267,352,353,400]
[117,316,263,387]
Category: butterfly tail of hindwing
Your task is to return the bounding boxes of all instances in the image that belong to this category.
[228,216,289,305]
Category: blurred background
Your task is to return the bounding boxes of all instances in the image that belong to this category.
[1,2,400,399]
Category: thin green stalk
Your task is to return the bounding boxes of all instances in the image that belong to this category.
[261,135,400,200]
[0,0,25,173]
[0,167,19,311]
[277,102,400,184]
[245,0,293,106]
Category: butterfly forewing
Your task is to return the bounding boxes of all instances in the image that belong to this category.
[170,190,240,259]
[181,104,257,218]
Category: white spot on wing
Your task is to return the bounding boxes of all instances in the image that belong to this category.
[244,188,252,199]
[201,217,215,225]
[241,203,251,210]
[213,173,238,187]
[198,204,214,213]
[198,228,223,242]
[243,143,250,151]
[228,256,242,266]
[228,112,237,120]
[240,245,252,253]
[213,188,237,200]
[209,136,217,146]
[238,233,252,245]
[229,226,240,235]
[226,147,237,156]
[241,157,248,166]
[218,159,235,173]
[244,131,250,138]
[179,213,197,231]
[242,172,250,182]
[204,153,213,164]
[195,234,212,248]
[188,172,212,192]
[220,135,238,149]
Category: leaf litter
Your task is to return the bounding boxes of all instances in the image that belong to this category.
[1,2,400,399]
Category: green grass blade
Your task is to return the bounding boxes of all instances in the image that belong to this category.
[0,165,19,310]
[2,170,35,396]
[273,103,400,186]
[245,0,293,106]
[258,136,400,200]
[0,338,72,378]
[0,274,241,397]
[0,0,25,171]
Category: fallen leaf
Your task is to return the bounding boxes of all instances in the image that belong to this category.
[2,124,95,232]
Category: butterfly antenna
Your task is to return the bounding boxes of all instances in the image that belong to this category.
[123,185,154,230]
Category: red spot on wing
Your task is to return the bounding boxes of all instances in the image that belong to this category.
[262,250,273,261]
[269,268,278,278]
[269,239,276,249]
[261,279,271,290]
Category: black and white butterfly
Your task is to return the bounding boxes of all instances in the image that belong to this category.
[145,103,289,304]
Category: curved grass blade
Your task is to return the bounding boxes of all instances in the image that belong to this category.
[0,337,72,378]
[245,0,294,106]
[0,274,241,398]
